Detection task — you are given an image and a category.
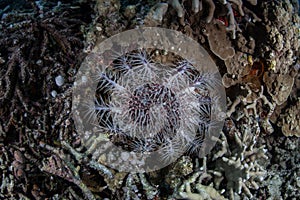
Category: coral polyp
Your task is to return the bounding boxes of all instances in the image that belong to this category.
[87,49,219,162]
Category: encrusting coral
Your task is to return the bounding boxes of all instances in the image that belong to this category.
[279,98,300,137]
[204,21,235,60]
[260,0,300,106]
[221,0,299,136]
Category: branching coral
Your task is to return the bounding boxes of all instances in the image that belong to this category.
[210,123,267,199]
[178,171,228,200]
[121,173,158,199]
[168,0,260,38]
[0,1,93,198]
[177,159,228,200]
[226,85,275,134]
[144,3,169,26]
[154,121,267,199]
[169,0,216,24]
[0,2,85,112]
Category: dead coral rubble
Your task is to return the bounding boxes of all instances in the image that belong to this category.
[263,136,300,199]
[0,1,94,199]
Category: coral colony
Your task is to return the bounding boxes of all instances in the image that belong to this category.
[168,0,259,38]
[85,49,219,161]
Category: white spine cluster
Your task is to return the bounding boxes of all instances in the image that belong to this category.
[85,49,220,162]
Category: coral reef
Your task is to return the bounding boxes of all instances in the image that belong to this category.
[260,0,299,106]
[279,98,300,137]
[177,169,228,200]
[263,136,300,199]
[210,123,267,199]
[204,21,235,60]
[0,0,299,199]
[168,0,260,38]
[226,85,275,134]
[0,0,95,198]
[144,3,169,26]
[163,120,268,200]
